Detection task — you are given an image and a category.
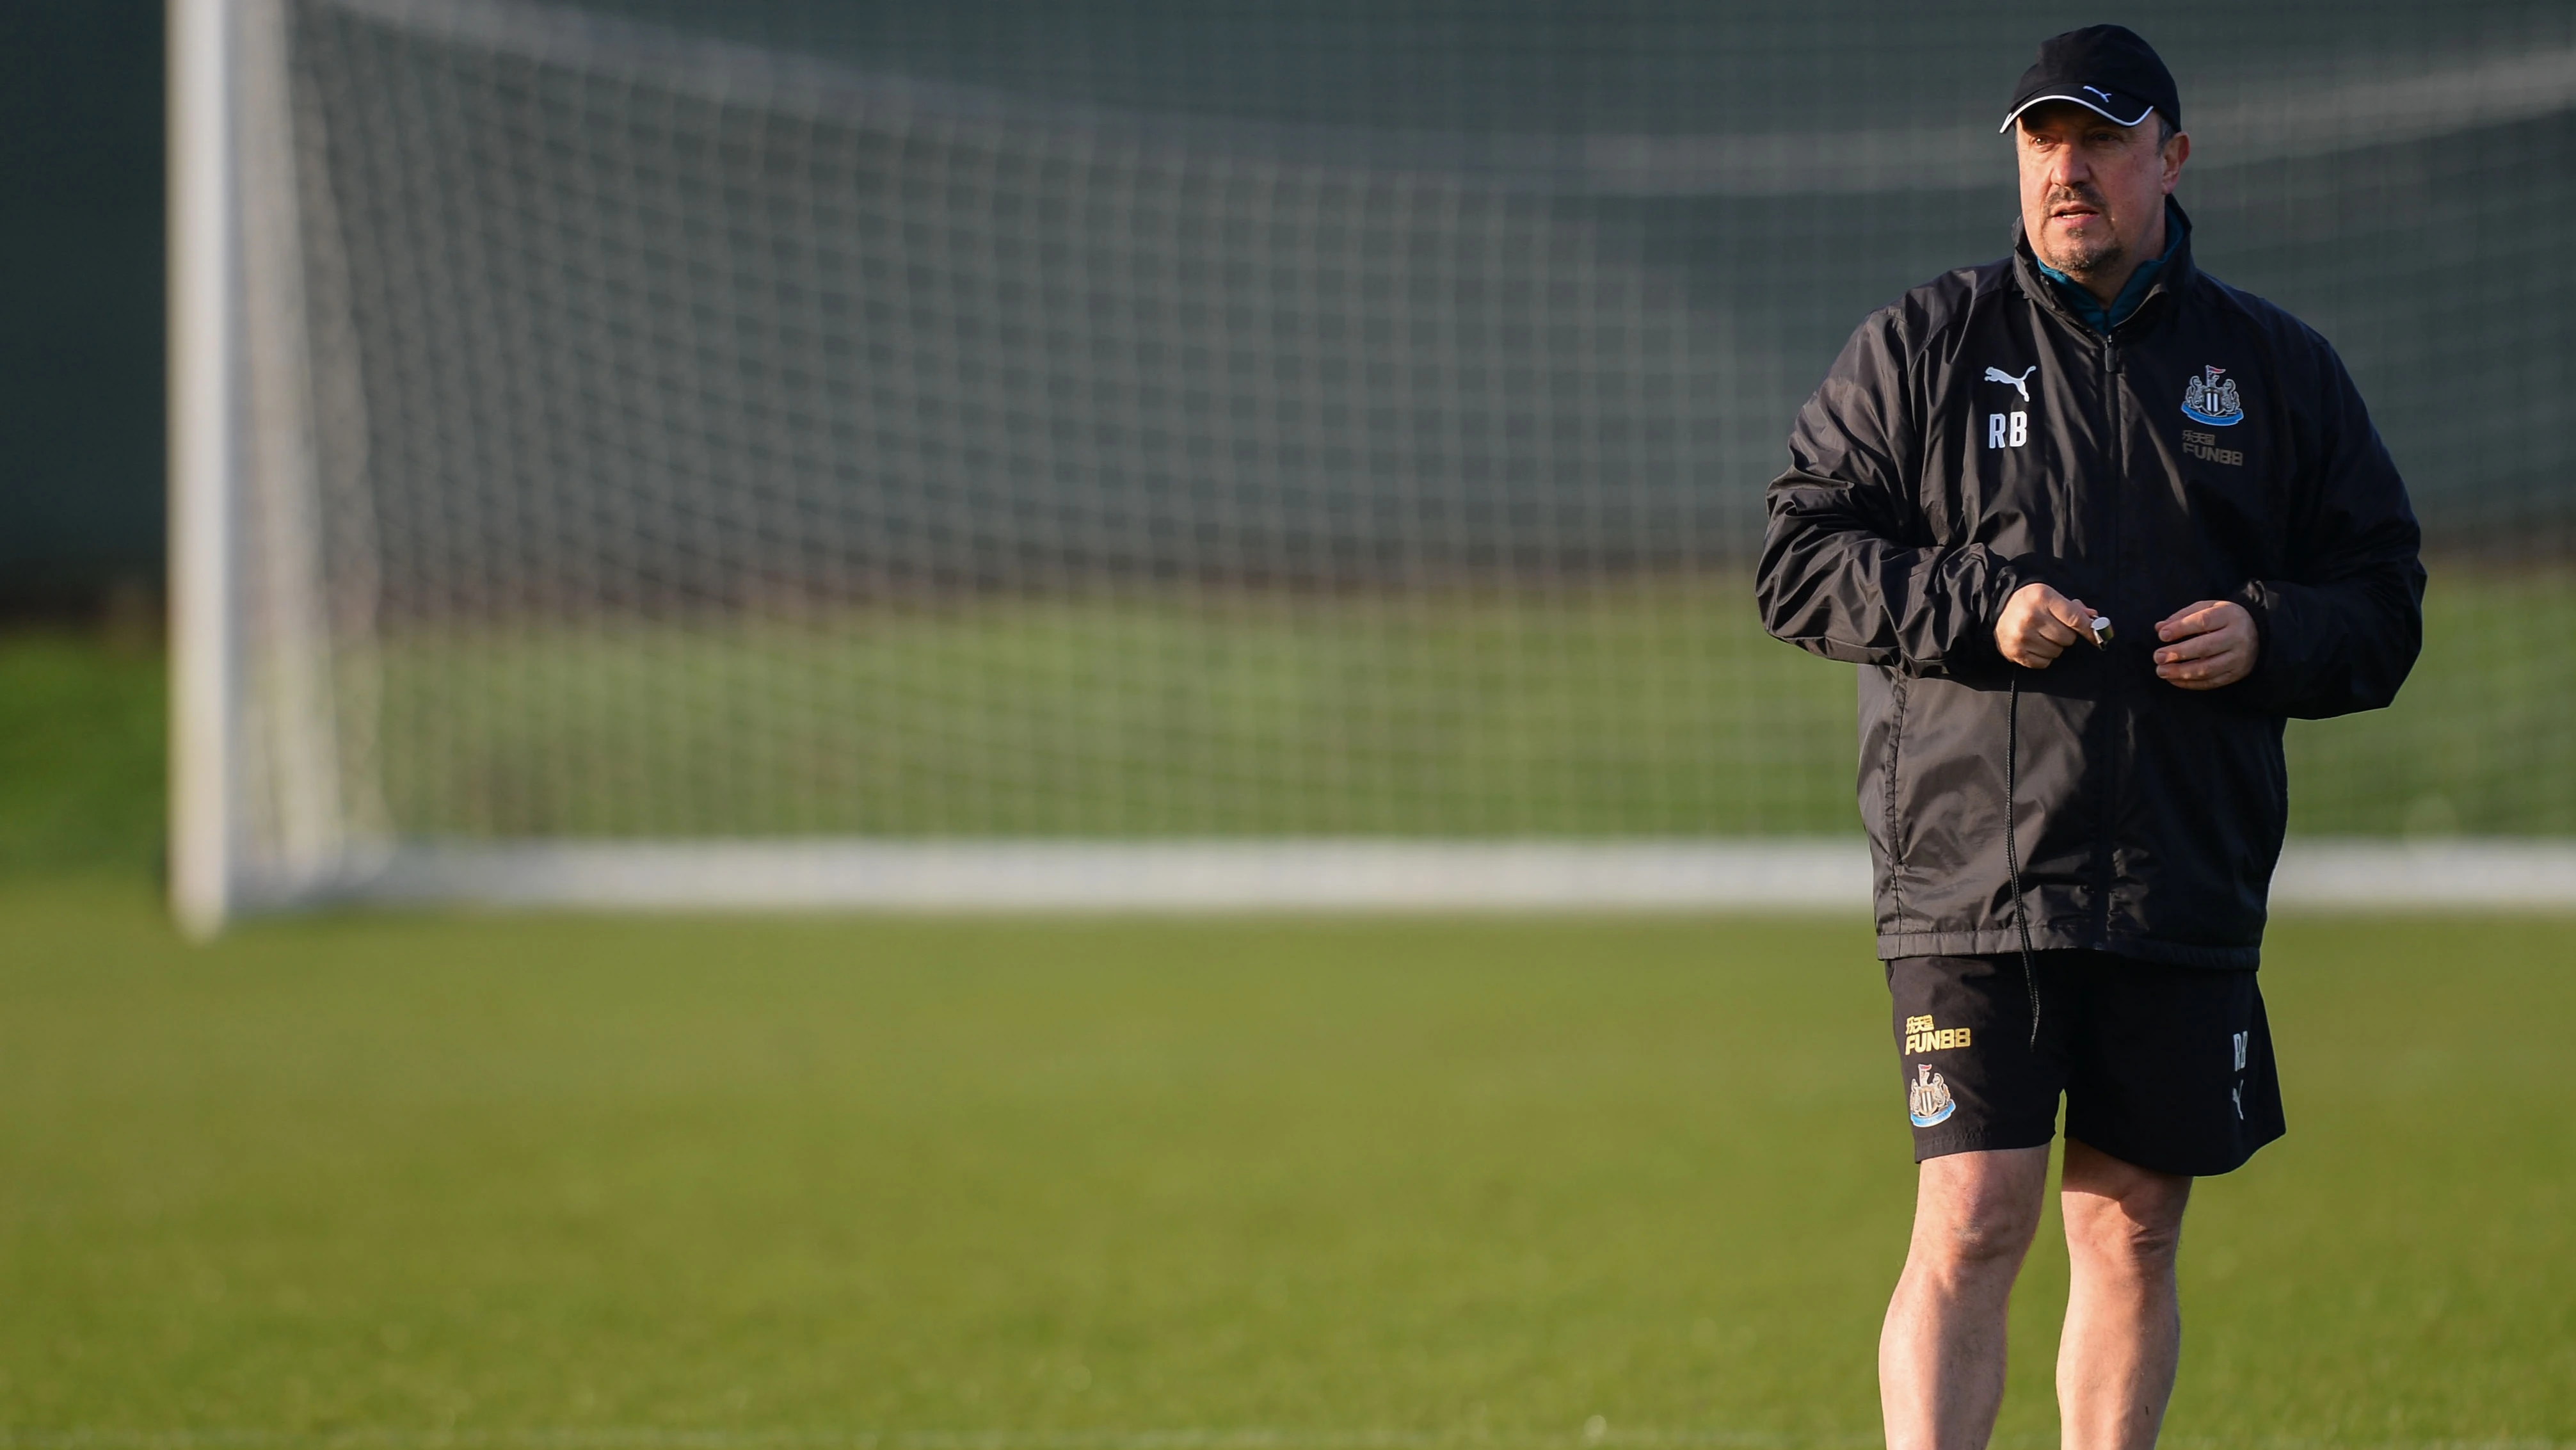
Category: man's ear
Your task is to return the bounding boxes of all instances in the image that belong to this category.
[2161,131,2191,192]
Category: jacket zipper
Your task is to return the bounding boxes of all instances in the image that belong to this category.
[2095,328,2125,946]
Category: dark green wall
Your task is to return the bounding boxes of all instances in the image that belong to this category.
[0,1,164,617]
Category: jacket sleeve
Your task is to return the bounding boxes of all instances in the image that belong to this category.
[1756,309,2040,675]
[2230,339,2426,719]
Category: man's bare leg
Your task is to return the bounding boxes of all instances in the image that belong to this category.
[1880,1145,2052,1450]
[2056,1138,2192,1450]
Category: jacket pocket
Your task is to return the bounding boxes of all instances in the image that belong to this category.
[2116,695,2285,947]
[1884,676,2094,936]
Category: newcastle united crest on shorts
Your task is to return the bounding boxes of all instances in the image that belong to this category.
[2180,365,2243,426]
[1907,1063,1956,1127]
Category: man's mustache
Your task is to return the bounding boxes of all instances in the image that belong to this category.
[2046,186,2108,213]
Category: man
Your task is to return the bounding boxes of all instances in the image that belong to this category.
[1755,25,2424,1450]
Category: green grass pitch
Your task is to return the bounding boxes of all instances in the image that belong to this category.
[1,885,2569,1442]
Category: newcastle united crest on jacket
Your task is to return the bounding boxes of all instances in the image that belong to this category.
[2180,364,2243,426]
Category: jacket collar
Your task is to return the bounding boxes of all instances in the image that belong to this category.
[2013,198,2198,337]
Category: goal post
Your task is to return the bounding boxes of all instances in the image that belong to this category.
[174,0,2576,928]
[168,0,236,938]
[173,0,391,935]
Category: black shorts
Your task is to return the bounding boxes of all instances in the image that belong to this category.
[1887,950,2285,1177]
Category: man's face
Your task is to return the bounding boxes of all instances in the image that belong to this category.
[2015,102,2187,280]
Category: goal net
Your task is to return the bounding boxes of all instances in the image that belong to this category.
[175,0,2576,926]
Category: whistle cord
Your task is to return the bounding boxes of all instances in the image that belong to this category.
[2005,672,2043,1050]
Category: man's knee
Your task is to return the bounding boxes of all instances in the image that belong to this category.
[2066,1195,2186,1273]
[1937,1204,2045,1267]
[1912,1147,2049,1269]
[2063,1138,2191,1273]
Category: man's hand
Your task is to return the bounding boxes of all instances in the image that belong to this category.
[2153,600,2258,689]
[1995,582,2099,668]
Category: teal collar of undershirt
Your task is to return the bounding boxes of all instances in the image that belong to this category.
[2036,213,2181,334]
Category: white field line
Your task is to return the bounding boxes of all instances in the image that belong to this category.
[298,839,2576,914]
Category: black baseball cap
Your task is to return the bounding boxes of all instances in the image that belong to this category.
[1998,25,2180,134]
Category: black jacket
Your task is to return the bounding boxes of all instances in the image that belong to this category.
[1757,205,2424,968]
